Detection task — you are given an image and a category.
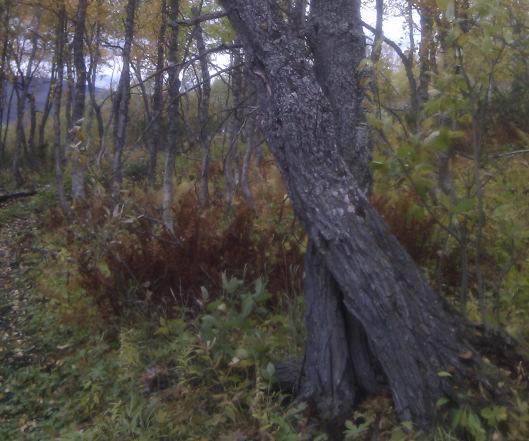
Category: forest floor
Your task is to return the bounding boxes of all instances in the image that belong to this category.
[1,192,527,441]
[0,193,48,436]
[0,193,312,440]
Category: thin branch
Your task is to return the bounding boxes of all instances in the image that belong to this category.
[171,10,227,27]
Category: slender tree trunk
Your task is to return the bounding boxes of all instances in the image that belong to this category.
[162,0,181,232]
[2,81,15,152]
[87,12,105,159]
[417,0,435,108]
[472,109,487,322]
[218,0,477,429]
[53,3,70,216]
[132,60,157,176]
[27,91,37,166]
[148,0,166,187]
[0,0,11,163]
[371,0,384,64]
[240,94,256,208]
[70,0,88,201]
[13,85,26,186]
[224,45,243,207]
[65,46,74,136]
[38,63,55,162]
[194,6,212,209]
[11,5,41,184]
[111,0,136,199]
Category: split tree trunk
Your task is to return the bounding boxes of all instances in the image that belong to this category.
[218,0,475,429]
[298,0,380,426]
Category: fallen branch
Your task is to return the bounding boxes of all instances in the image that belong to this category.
[0,190,37,203]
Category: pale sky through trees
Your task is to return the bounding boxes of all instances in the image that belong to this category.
[96,5,414,88]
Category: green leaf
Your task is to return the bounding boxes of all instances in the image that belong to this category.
[481,406,508,426]
[390,429,408,441]
[453,198,476,214]
[263,362,276,380]
[436,397,450,408]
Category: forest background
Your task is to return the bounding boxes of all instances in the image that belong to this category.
[1,0,529,439]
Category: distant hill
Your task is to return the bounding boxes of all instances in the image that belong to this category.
[1,77,109,124]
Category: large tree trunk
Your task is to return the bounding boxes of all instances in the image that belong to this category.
[218,0,475,429]
[70,0,89,201]
[298,0,380,426]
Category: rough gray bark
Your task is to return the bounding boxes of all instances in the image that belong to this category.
[300,240,357,422]
[69,0,89,201]
[112,0,136,199]
[309,0,371,189]
[162,0,181,232]
[297,0,381,426]
[218,0,474,428]
[290,0,306,28]
[193,6,212,209]
[148,0,167,187]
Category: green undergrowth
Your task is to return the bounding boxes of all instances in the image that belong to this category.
[2,183,529,440]
[1,206,311,440]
